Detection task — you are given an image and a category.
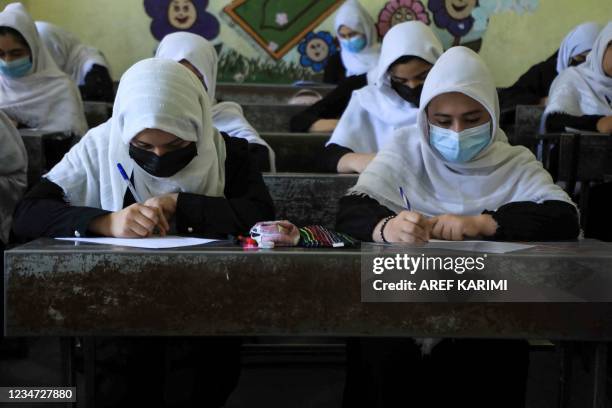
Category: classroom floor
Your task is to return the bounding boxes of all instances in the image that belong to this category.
[0,338,610,408]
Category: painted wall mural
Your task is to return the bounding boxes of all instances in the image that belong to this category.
[143,0,540,84]
[297,31,338,73]
[374,0,539,52]
[377,0,430,39]
[144,0,220,40]
[429,0,478,46]
[223,0,345,59]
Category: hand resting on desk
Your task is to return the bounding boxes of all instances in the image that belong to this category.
[89,202,170,238]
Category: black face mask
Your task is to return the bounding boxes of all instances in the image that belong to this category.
[129,143,197,178]
[391,81,423,107]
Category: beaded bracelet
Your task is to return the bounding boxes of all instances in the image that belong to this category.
[380,215,395,243]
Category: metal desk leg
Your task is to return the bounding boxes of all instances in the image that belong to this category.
[83,338,96,408]
[59,337,75,408]
[591,342,608,408]
[579,181,591,230]
[558,341,573,408]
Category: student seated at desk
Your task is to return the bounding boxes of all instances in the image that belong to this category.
[0,110,26,250]
[13,58,274,241]
[323,0,379,85]
[556,22,602,73]
[544,22,612,133]
[13,58,273,407]
[336,47,580,408]
[0,3,87,136]
[0,110,26,355]
[499,22,601,112]
[155,32,276,172]
[35,21,114,102]
[337,47,579,243]
[324,21,443,174]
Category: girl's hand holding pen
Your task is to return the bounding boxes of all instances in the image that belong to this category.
[90,204,170,238]
[373,211,431,243]
[143,193,178,221]
[100,162,170,237]
[373,186,431,244]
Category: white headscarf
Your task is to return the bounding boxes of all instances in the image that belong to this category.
[328,21,443,153]
[0,110,27,244]
[556,22,601,73]
[349,47,574,217]
[0,3,87,136]
[155,32,275,171]
[545,22,612,123]
[334,0,380,77]
[35,21,110,86]
[45,58,226,212]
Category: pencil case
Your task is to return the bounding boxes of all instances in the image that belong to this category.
[298,225,359,248]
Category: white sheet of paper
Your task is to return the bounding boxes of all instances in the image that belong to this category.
[56,235,220,249]
[425,240,534,254]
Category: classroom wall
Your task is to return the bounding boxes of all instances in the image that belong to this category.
[2,0,611,86]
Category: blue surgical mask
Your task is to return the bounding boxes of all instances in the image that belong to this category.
[0,56,32,78]
[340,35,367,53]
[429,121,492,163]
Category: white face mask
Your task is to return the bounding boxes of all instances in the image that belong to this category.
[429,121,492,163]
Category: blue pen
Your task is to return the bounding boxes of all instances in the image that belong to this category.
[117,163,144,203]
[399,186,411,211]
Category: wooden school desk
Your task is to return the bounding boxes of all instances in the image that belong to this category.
[109,82,335,105]
[538,131,612,228]
[82,101,113,129]
[241,103,305,133]
[4,239,612,407]
[511,104,545,152]
[19,129,74,186]
[261,132,331,172]
[265,173,357,226]
[216,82,333,105]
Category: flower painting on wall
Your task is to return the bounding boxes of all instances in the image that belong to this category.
[376,0,430,39]
[144,0,220,41]
[298,31,338,72]
[374,0,539,52]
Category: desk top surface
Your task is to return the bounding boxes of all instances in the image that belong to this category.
[538,132,612,139]
[7,238,612,258]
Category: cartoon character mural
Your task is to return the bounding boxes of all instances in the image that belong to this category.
[144,0,220,41]
[297,31,338,72]
[377,0,430,39]
[150,0,539,83]
[428,0,477,46]
[375,0,539,52]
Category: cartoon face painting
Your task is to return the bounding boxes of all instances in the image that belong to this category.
[298,31,337,73]
[306,38,330,63]
[444,0,477,21]
[390,6,414,26]
[376,0,430,39]
[144,0,220,41]
[429,0,476,44]
[168,0,197,29]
